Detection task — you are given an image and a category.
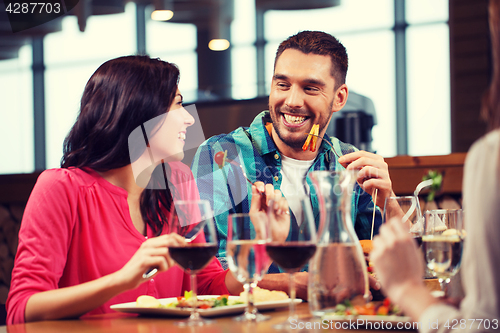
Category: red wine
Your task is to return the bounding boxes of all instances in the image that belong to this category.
[169,244,218,272]
[266,242,317,271]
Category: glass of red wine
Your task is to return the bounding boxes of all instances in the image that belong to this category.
[265,196,317,329]
[168,200,218,326]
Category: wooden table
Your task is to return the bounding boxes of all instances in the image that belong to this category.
[0,302,418,333]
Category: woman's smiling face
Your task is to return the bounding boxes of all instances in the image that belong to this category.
[148,88,195,163]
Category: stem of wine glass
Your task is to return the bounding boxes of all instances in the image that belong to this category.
[189,273,201,322]
[438,277,450,294]
[245,281,257,317]
[288,272,297,321]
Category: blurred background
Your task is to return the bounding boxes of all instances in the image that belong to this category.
[0,0,490,174]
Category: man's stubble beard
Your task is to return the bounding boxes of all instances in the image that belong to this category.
[268,103,334,150]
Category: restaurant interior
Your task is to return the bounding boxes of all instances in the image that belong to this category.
[0,0,492,328]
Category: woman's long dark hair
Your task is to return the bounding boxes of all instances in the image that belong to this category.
[61,55,179,235]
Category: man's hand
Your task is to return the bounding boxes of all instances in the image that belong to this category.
[293,271,309,300]
[338,151,394,209]
[258,272,309,300]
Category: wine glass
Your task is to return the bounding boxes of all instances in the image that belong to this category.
[167,200,218,326]
[423,209,465,294]
[265,196,317,329]
[226,213,271,321]
[383,196,424,246]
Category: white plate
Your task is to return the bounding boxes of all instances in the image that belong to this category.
[111,295,302,318]
[322,314,414,328]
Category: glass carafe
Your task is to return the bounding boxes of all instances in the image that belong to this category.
[307,170,369,317]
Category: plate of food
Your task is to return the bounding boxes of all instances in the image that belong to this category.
[322,299,413,327]
[110,287,302,318]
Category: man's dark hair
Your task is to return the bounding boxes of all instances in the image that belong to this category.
[274,30,348,89]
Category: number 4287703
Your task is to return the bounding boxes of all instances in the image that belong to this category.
[444,319,498,330]
[5,2,62,14]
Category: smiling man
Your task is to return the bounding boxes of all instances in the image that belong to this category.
[191,31,394,299]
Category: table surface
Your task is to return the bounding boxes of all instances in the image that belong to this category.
[0,302,420,333]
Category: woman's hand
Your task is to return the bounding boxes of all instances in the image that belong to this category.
[114,233,186,290]
[249,182,290,242]
[369,217,423,303]
[338,151,394,209]
[370,218,441,320]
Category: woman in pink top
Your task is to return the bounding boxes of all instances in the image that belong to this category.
[6,56,247,324]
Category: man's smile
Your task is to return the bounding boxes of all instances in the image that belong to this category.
[282,113,308,124]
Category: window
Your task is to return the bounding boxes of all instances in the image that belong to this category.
[44,3,136,169]
[340,31,396,156]
[230,0,257,99]
[147,13,198,103]
[406,0,450,156]
[0,45,34,174]
[407,23,450,156]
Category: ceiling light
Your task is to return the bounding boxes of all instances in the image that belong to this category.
[151,10,173,21]
[208,39,230,51]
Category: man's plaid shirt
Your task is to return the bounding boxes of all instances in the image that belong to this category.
[191,111,381,270]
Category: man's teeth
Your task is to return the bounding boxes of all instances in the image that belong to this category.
[283,114,306,124]
[178,133,186,140]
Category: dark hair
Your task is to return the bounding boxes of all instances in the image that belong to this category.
[481,0,500,130]
[62,55,180,235]
[274,30,348,89]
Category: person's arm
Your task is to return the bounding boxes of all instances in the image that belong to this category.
[6,169,186,323]
[370,218,439,321]
[25,272,124,322]
[25,234,184,322]
[258,272,309,300]
[225,270,244,295]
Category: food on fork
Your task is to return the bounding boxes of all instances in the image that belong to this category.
[214,150,228,168]
[302,124,320,152]
[310,124,319,152]
[239,286,289,303]
[359,240,373,256]
[359,240,376,274]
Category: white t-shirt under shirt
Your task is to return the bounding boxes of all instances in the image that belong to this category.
[279,154,315,226]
